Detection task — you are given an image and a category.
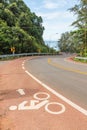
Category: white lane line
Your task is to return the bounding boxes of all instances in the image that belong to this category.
[22,63,25,70]
[25,70,87,116]
[22,63,24,67]
[16,89,25,95]
[21,60,87,116]
[22,66,25,70]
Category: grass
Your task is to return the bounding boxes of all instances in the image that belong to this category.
[73,57,87,63]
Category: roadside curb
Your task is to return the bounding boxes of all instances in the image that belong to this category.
[65,56,87,66]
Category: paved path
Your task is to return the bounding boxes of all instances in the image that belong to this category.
[0,61,9,66]
[25,56,87,110]
[0,57,87,130]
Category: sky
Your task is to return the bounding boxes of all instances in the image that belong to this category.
[23,0,78,41]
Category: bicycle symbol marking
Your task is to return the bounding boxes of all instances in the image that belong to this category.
[9,92,65,115]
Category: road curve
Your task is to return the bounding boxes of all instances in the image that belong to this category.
[25,55,87,110]
[0,56,87,130]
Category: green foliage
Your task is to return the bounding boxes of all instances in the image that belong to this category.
[58,0,87,55]
[0,0,47,54]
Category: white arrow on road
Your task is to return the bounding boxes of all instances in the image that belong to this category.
[16,89,25,95]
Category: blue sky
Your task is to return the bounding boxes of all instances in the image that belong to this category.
[23,0,78,41]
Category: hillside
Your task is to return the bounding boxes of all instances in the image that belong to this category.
[0,0,48,54]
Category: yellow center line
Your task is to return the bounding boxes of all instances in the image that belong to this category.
[48,58,87,75]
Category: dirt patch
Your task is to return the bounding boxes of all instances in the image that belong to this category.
[0,116,15,130]
[0,107,15,130]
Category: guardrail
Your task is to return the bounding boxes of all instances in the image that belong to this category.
[0,52,59,59]
[75,56,87,60]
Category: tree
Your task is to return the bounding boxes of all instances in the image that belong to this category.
[0,0,47,54]
[58,0,87,55]
[69,0,87,55]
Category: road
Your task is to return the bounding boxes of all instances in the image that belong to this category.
[0,61,9,66]
[0,56,87,130]
[25,55,87,110]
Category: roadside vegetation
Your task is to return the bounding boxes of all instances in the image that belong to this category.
[74,57,87,63]
[0,0,57,55]
[58,0,87,57]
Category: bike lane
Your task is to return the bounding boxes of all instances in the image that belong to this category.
[0,57,87,130]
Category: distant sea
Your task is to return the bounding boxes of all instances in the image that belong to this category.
[44,41,59,50]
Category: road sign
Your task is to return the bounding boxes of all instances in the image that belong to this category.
[11,47,15,53]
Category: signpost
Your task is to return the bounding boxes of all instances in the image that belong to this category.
[11,47,15,55]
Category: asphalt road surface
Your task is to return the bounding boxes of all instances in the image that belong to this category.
[25,55,87,110]
[0,56,87,130]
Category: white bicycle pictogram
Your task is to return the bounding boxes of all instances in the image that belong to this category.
[9,92,65,115]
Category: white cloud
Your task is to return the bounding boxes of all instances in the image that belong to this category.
[42,11,75,40]
[37,12,60,20]
[43,0,78,9]
[43,21,74,40]
[36,8,76,40]
[23,0,78,41]
[37,10,75,21]
[43,0,73,10]
[43,1,58,9]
